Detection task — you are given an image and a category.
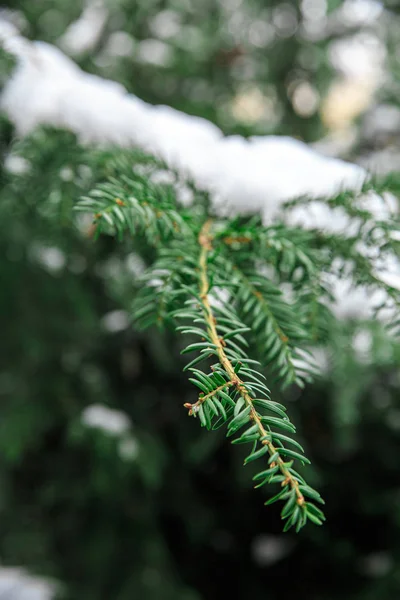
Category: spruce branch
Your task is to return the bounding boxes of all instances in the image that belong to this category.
[75,159,191,244]
[175,220,326,531]
[183,381,235,416]
[73,152,400,532]
[232,267,310,387]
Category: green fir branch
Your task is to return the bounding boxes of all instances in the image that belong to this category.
[74,154,400,532]
[75,160,191,243]
[174,220,325,532]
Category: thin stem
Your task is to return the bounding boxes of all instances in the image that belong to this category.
[198,220,305,506]
[184,382,234,415]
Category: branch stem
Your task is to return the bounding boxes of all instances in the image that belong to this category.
[198,220,304,506]
[184,382,234,415]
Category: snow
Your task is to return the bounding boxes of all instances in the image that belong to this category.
[251,534,294,566]
[101,310,130,333]
[0,26,365,218]
[81,404,132,435]
[0,25,398,320]
[0,567,55,600]
[59,2,108,56]
[30,245,66,273]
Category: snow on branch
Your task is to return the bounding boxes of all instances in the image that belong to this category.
[1,22,366,222]
[0,22,398,320]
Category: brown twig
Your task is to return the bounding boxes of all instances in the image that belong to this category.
[197,220,304,506]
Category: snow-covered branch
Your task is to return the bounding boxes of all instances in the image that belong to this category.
[0,23,366,221]
[0,22,398,321]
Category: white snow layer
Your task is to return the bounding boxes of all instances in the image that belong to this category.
[0,25,399,320]
[81,404,132,435]
[0,27,366,221]
[0,567,55,600]
[59,2,108,56]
